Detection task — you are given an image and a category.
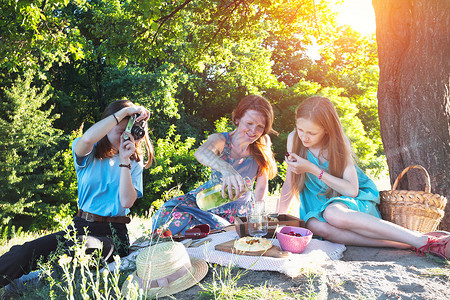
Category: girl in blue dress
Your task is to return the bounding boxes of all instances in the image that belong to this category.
[152,95,277,235]
[279,96,449,259]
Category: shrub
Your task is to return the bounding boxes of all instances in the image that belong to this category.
[0,71,78,232]
[138,125,209,213]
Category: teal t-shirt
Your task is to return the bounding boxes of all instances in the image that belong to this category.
[72,137,143,217]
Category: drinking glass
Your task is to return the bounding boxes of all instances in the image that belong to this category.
[247,199,268,237]
[248,214,268,237]
[267,196,280,220]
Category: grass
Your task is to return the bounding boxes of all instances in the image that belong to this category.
[421,267,450,280]
[0,227,131,300]
[0,215,146,300]
[199,266,285,299]
[198,262,322,300]
[0,228,50,257]
[0,214,319,299]
[2,205,449,299]
[420,257,450,280]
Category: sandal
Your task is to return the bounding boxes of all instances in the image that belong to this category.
[416,236,450,260]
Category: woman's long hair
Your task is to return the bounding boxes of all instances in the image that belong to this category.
[95,100,154,169]
[290,97,353,198]
[232,95,278,179]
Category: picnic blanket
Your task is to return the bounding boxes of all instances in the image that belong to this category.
[105,231,346,277]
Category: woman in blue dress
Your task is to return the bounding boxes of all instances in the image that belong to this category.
[279,96,449,259]
[152,95,277,235]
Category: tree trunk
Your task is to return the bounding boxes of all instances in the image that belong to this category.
[373,0,450,230]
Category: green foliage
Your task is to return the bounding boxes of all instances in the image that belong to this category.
[266,35,314,87]
[178,36,284,126]
[0,224,24,246]
[50,126,83,222]
[140,125,209,213]
[0,71,77,231]
[267,24,383,173]
[214,117,234,134]
[0,0,328,73]
[306,27,382,163]
[321,87,383,171]
[269,79,322,134]
[50,62,185,135]
[0,0,387,233]
[0,0,84,73]
[269,161,287,194]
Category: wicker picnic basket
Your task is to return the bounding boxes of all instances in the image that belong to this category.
[379,165,447,233]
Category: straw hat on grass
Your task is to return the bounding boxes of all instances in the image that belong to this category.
[122,241,208,298]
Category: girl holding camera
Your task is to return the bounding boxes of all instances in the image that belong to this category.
[0,100,153,289]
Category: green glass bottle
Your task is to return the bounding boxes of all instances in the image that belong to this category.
[196,177,251,210]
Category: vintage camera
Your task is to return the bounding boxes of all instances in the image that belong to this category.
[123,114,146,141]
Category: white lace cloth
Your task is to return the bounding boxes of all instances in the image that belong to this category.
[106,231,346,277]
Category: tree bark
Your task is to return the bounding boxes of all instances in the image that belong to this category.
[373,0,450,230]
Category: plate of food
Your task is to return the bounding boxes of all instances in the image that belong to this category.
[215,236,291,258]
[233,236,273,252]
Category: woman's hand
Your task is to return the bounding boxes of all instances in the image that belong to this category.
[221,173,247,200]
[117,105,151,123]
[285,152,314,175]
[133,105,150,122]
[118,133,138,208]
[119,133,136,162]
[195,133,244,199]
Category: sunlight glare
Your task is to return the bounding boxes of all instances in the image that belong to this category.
[332,0,376,35]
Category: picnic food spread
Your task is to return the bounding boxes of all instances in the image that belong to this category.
[233,236,273,252]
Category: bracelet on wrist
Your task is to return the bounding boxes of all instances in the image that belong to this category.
[119,163,131,169]
[112,113,119,125]
[318,169,325,180]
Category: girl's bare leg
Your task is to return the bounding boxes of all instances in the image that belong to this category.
[307,203,429,249]
[307,218,412,248]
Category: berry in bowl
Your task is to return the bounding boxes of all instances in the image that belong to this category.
[276,226,313,254]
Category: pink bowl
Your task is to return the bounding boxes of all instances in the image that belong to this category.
[276,226,313,254]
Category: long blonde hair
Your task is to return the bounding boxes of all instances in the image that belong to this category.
[232,95,278,179]
[290,97,352,198]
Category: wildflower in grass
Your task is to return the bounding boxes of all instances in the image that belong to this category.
[58,254,72,266]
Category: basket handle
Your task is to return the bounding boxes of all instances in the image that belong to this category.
[392,165,431,193]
